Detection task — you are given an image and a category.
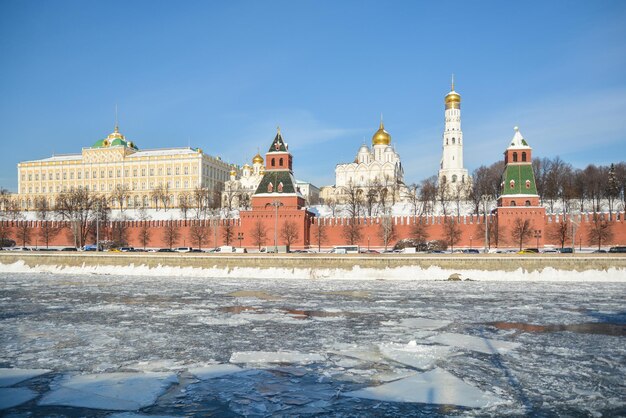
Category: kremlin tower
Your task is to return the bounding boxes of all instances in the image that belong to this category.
[438,76,469,189]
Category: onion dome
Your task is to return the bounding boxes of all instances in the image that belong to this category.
[229,167,237,177]
[92,125,138,149]
[252,153,264,164]
[445,75,461,109]
[372,120,391,146]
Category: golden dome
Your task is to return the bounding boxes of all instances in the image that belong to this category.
[445,75,461,109]
[229,168,237,176]
[252,153,264,164]
[372,120,391,146]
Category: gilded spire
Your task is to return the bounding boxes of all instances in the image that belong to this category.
[451,73,455,91]
[277,125,281,135]
[380,113,384,130]
[114,104,119,133]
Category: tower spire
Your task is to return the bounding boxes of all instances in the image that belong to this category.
[451,73,455,91]
[380,113,384,129]
[114,104,119,133]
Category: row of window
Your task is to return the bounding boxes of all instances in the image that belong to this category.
[512,152,527,162]
[445,137,461,145]
[23,179,202,194]
[21,165,201,182]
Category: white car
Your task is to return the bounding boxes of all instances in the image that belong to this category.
[176,247,193,253]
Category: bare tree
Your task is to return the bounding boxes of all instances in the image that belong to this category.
[193,186,211,219]
[313,218,328,252]
[364,180,380,217]
[112,185,131,212]
[151,185,164,211]
[615,162,626,212]
[325,197,338,217]
[548,218,570,249]
[250,219,268,250]
[379,211,396,251]
[419,176,437,216]
[341,181,363,245]
[511,218,533,250]
[411,217,430,248]
[137,206,151,250]
[222,182,242,211]
[606,163,620,219]
[189,220,209,250]
[280,220,299,250]
[35,197,60,248]
[55,188,100,248]
[163,218,181,249]
[16,221,32,247]
[587,213,614,250]
[406,183,422,217]
[437,177,450,217]
[160,183,171,212]
[178,191,192,219]
[443,217,462,251]
[110,215,130,247]
[222,217,234,245]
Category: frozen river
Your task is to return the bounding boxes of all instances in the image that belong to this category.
[0,272,625,416]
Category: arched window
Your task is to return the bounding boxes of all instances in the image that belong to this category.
[278,182,283,193]
[510,180,515,189]
[452,174,457,183]
[525,200,531,206]
[446,138,448,145]
[525,180,531,189]
[267,182,273,193]
[452,138,456,145]
[513,152,518,162]
[279,158,283,166]
[271,158,275,167]
[510,201,516,206]
[522,152,527,162]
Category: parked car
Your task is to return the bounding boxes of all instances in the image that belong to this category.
[0,238,16,248]
[592,249,607,253]
[558,247,574,254]
[462,249,480,254]
[518,248,539,254]
[60,247,78,251]
[157,248,175,253]
[175,247,193,253]
[119,247,136,252]
[608,246,626,253]
[542,248,558,253]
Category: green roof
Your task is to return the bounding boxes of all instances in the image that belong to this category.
[254,170,297,195]
[267,132,288,153]
[501,164,538,195]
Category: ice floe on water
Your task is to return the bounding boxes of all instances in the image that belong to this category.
[0,387,38,410]
[188,363,242,380]
[345,368,504,408]
[230,351,325,364]
[379,341,458,370]
[39,372,177,411]
[427,333,521,355]
[0,368,51,387]
[381,317,452,330]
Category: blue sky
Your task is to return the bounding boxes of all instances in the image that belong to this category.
[1,0,625,191]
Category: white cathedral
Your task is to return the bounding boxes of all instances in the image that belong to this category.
[438,77,469,191]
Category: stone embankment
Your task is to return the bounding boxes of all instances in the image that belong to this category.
[1,252,625,273]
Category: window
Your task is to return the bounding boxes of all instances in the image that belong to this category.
[513,152,518,162]
[28,174,32,181]
[522,152,527,162]
[78,172,82,179]
[510,200,516,206]
[108,170,112,178]
[271,158,275,167]
[35,174,39,181]
[510,180,515,189]
[63,172,67,180]
[175,167,180,175]
[133,169,137,177]
[142,168,146,176]
[268,182,273,192]
[526,180,531,189]
[92,171,96,179]
[452,174,457,183]
[525,200,531,206]
[49,173,53,180]
[452,138,455,144]
[70,172,74,180]
[158,168,163,175]
[279,158,283,166]
[184,166,189,175]
[167,168,171,175]
[117,169,121,177]
[278,182,283,192]
[101,170,105,178]
[85,171,89,179]
[150,168,154,176]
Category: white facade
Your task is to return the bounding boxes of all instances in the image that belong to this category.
[334,121,404,191]
[438,79,469,188]
[222,154,265,209]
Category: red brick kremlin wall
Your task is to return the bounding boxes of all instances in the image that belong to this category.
[3,212,626,250]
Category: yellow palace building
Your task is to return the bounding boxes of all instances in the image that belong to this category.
[16,124,233,210]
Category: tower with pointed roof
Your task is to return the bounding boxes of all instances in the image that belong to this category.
[494,126,545,248]
[438,76,469,190]
[239,127,314,250]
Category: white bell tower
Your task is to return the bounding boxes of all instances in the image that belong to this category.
[438,75,469,188]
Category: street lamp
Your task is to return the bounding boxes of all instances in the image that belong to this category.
[534,230,541,250]
[238,232,244,248]
[367,236,370,252]
[481,195,492,253]
[269,200,283,253]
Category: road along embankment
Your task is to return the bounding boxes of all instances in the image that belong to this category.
[1,253,625,282]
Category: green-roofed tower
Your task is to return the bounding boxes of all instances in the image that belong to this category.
[497,126,540,208]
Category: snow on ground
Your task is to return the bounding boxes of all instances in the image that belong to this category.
[345,368,505,408]
[0,272,625,415]
[2,259,625,282]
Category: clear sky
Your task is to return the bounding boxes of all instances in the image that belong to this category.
[1,0,625,192]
